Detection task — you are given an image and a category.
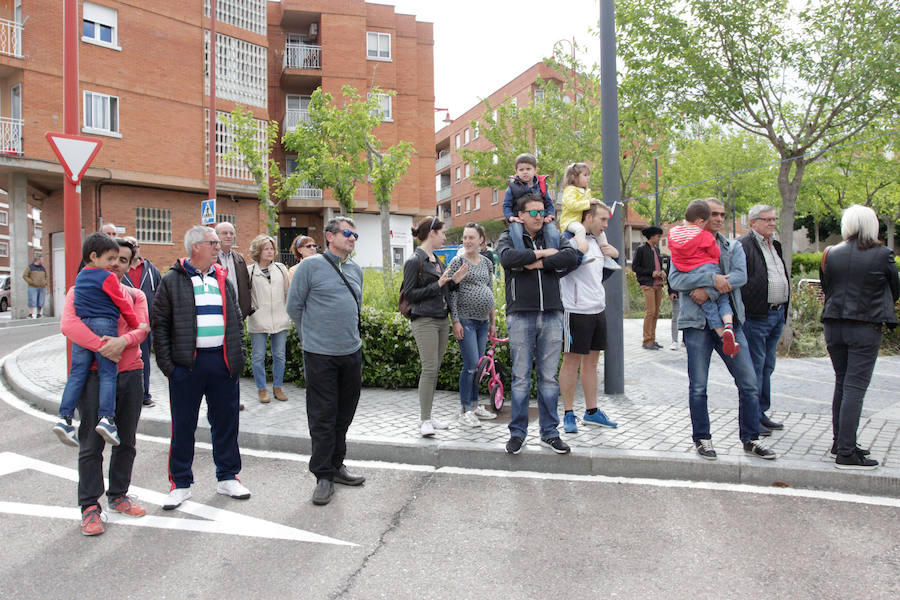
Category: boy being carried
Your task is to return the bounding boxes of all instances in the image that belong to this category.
[502,153,559,251]
[52,233,149,447]
[667,202,739,357]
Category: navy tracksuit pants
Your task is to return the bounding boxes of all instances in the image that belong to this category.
[167,348,241,488]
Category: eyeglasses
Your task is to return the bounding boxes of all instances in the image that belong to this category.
[202,240,221,247]
[524,209,547,218]
[757,217,778,222]
[340,229,359,240]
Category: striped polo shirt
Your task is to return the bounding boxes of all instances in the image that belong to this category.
[190,265,225,348]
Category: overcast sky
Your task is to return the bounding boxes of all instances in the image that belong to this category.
[370,0,603,129]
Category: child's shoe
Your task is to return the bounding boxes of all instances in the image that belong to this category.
[52,418,79,447]
[721,328,740,358]
[602,255,622,271]
[95,417,120,446]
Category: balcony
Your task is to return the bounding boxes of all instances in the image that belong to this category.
[435,153,450,171]
[0,18,22,58]
[0,117,23,155]
[284,108,310,133]
[292,186,323,200]
[284,43,321,70]
[436,186,451,202]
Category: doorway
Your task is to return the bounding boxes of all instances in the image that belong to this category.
[278,227,308,266]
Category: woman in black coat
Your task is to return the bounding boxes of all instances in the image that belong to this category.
[820,205,900,470]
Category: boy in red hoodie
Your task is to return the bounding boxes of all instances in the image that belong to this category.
[667,202,739,357]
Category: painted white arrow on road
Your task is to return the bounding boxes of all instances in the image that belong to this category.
[0,452,355,546]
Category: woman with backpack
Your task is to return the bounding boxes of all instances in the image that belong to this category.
[401,217,468,437]
[247,235,292,404]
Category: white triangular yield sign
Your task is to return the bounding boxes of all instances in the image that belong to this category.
[45,132,103,184]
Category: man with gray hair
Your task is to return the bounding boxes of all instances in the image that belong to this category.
[152,225,249,510]
[215,221,251,410]
[287,216,365,506]
[738,204,790,433]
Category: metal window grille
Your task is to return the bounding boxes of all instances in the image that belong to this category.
[204,31,267,108]
[216,213,236,226]
[204,0,265,35]
[135,207,172,245]
[205,109,267,181]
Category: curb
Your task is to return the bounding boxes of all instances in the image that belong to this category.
[4,336,898,498]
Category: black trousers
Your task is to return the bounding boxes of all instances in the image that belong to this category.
[303,349,362,481]
[824,320,882,455]
[77,369,143,510]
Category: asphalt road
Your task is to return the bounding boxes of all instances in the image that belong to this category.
[1,383,898,599]
[0,320,60,359]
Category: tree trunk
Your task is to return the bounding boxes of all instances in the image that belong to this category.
[814,215,820,252]
[379,200,393,288]
[887,215,896,251]
[776,156,806,354]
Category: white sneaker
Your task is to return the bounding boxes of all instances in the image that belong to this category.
[216,479,251,499]
[430,419,449,430]
[420,420,435,437]
[163,487,191,510]
[473,405,498,420]
[670,341,679,351]
[458,410,481,427]
[603,256,622,271]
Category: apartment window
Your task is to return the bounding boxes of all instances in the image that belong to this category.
[510,97,518,108]
[455,200,461,216]
[474,193,481,211]
[465,197,470,213]
[534,88,545,103]
[455,134,460,149]
[0,241,7,258]
[83,91,120,136]
[205,109,267,181]
[369,92,393,122]
[0,210,7,226]
[492,189,499,205]
[492,109,498,123]
[32,225,42,249]
[465,164,470,179]
[366,32,391,60]
[455,167,461,183]
[82,2,119,50]
[464,128,469,145]
[205,31,267,108]
[473,123,479,139]
[135,207,172,245]
[204,0,266,35]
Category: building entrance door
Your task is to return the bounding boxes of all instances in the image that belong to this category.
[278,227,307,266]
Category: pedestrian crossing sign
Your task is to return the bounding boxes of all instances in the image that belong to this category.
[201,199,216,225]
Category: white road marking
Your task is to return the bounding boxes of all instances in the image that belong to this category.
[0,452,355,546]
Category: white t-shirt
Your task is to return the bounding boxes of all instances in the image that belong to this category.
[560,235,607,314]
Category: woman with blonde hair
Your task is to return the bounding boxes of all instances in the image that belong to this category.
[821,204,899,470]
[247,234,292,403]
[288,234,317,283]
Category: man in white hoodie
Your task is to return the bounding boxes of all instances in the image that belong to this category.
[559,202,620,434]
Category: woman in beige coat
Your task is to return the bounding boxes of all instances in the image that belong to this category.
[247,235,292,403]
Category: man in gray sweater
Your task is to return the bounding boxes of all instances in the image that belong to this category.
[286,216,366,506]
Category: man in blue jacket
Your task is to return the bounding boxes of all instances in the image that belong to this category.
[122,236,161,407]
[498,193,579,455]
[669,198,776,462]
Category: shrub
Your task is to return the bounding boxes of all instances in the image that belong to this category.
[625,268,672,319]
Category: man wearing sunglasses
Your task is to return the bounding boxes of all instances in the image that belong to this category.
[497,193,579,455]
[286,217,365,506]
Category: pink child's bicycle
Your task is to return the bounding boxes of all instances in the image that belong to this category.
[476,335,509,412]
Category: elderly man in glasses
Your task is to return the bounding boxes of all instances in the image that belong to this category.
[286,216,365,506]
[152,225,250,510]
[497,193,579,456]
[738,204,790,434]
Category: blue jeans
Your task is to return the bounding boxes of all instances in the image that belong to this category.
[507,311,563,440]
[683,324,761,443]
[59,316,119,419]
[250,330,287,390]
[28,287,46,308]
[509,221,560,250]
[457,319,490,411]
[742,305,784,417]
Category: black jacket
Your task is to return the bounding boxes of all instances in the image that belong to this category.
[218,250,251,319]
[152,259,245,377]
[122,258,162,324]
[401,248,455,319]
[632,242,662,287]
[738,233,790,321]
[820,240,899,328]
[497,227,578,313]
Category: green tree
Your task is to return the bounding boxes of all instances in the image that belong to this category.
[367,136,415,279]
[282,86,383,214]
[617,0,900,276]
[220,107,305,235]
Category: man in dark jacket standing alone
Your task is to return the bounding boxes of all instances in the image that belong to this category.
[738,205,789,434]
[153,225,249,510]
[632,226,665,349]
[498,193,579,455]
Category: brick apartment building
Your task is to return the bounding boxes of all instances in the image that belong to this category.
[0,0,434,317]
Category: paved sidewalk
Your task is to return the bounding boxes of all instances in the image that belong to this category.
[4,320,899,497]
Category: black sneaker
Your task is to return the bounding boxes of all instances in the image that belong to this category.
[743,439,776,460]
[142,398,155,407]
[829,442,870,458]
[835,449,878,470]
[506,436,525,455]
[758,424,772,437]
[695,438,717,460]
[540,437,571,454]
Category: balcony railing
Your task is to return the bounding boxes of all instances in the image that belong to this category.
[0,18,23,58]
[283,43,321,70]
[0,117,23,155]
[292,186,323,200]
[436,186,451,202]
[435,153,450,171]
[284,108,310,133]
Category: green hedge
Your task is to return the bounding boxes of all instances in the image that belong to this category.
[792,252,900,277]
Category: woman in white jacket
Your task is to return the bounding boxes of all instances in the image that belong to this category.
[247,235,292,403]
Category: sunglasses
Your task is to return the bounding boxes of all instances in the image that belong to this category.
[524,209,547,217]
[429,215,439,231]
[340,229,359,240]
[302,243,317,249]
